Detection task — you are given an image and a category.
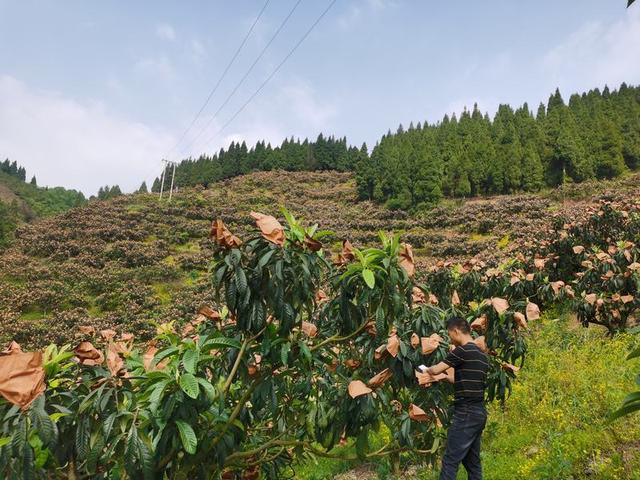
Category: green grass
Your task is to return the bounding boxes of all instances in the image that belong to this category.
[473,314,640,480]
[173,241,200,253]
[294,427,392,480]
[152,283,173,305]
[151,280,189,305]
[297,312,640,479]
[126,203,146,213]
[19,310,45,321]
[293,442,360,480]
[162,255,177,266]
[496,234,510,250]
[2,275,26,286]
[469,233,492,242]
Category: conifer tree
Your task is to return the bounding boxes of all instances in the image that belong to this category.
[521,143,544,191]
[595,116,627,178]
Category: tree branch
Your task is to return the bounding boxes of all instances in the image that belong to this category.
[210,377,261,450]
[310,320,370,352]
[222,337,249,394]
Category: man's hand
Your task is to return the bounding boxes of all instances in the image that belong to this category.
[416,365,454,387]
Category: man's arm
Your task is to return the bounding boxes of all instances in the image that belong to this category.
[443,367,455,383]
[426,361,450,376]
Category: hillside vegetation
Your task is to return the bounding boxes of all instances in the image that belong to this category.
[0,162,86,247]
[1,168,640,479]
[1,169,639,349]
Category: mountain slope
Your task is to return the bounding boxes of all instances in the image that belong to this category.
[1,170,639,348]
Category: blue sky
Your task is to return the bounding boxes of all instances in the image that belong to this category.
[0,0,639,194]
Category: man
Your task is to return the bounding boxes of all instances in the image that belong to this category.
[426,316,489,480]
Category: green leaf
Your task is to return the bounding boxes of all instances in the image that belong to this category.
[175,420,197,455]
[182,348,199,374]
[86,436,105,474]
[196,378,217,401]
[362,268,375,289]
[179,373,200,399]
[627,346,640,360]
[137,435,155,480]
[610,397,640,420]
[202,337,242,351]
[103,411,118,439]
[125,425,139,472]
[49,412,68,422]
[281,207,296,227]
[31,403,57,447]
[235,266,248,295]
[299,341,312,364]
[149,379,172,413]
[152,346,179,367]
[355,428,369,459]
[11,417,26,452]
[75,416,90,460]
[79,382,106,414]
[0,437,10,448]
[22,440,35,480]
[280,342,291,366]
[258,248,276,269]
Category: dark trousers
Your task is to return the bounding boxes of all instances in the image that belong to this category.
[439,402,487,480]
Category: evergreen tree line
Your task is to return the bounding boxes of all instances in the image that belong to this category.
[151,134,367,192]
[356,83,640,209]
[0,159,34,184]
[96,185,123,200]
[148,83,639,209]
[0,159,86,247]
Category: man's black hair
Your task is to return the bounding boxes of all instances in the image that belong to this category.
[446,316,471,334]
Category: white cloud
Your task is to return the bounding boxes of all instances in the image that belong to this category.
[337,5,363,30]
[541,8,640,93]
[0,75,174,195]
[156,23,176,41]
[189,39,207,67]
[180,112,286,160]
[179,79,338,159]
[279,81,337,130]
[337,0,398,29]
[366,0,399,11]
[134,55,175,82]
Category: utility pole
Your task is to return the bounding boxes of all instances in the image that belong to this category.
[159,159,168,200]
[158,159,178,202]
[168,161,177,201]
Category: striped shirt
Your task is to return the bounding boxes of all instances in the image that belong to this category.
[443,342,488,404]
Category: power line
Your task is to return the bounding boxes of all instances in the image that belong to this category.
[177,0,304,158]
[137,159,167,192]
[165,0,271,159]
[200,0,338,151]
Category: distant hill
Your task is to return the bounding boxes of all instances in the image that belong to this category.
[1,169,638,349]
[0,163,86,247]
